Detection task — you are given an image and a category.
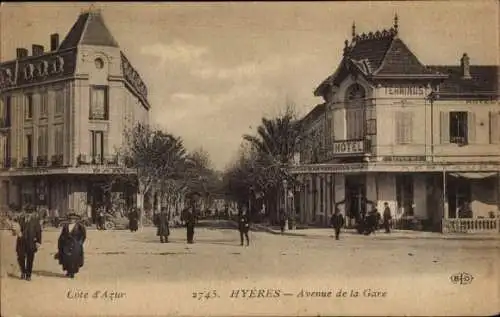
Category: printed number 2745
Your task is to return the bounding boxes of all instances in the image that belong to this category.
[192,290,218,300]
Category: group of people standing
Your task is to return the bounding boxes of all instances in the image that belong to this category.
[330,202,393,239]
[11,207,86,281]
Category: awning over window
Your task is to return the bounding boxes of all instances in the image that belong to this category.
[449,172,499,179]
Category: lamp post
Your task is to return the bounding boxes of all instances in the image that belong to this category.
[249,186,253,215]
[283,179,288,230]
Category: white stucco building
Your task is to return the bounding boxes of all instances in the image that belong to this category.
[292,16,500,232]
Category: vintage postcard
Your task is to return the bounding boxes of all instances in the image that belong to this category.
[0,1,499,316]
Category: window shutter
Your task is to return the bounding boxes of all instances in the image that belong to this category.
[405,112,413,143]
[467,111,476,143]
[490,111,500,144]
[395,111,402,144]
[440,111,449,144]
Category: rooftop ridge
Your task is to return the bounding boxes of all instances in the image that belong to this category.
[345,13,399,54]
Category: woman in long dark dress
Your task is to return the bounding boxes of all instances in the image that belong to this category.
[56,213,86,278]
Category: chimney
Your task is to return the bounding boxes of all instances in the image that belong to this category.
[460,53,471,79]
[32,44,44,57]
[16,48,29,59]
[50,33,59,51]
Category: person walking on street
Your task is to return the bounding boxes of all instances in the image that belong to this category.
[128,208,139,232]
[97,206,105,230]
[279,209,286,234]
[155,208,170,243]
[330,207,345,240]
[56,213,86,278]
[383,202,392,233]
[15,206,42,281]
[238,205,250,246]
[182,196,197,244]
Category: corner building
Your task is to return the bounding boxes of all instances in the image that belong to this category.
[292,17,500,233]
[0,10,150,218]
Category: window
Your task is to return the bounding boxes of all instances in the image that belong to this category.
[89,86,109,120]
[395,111,413,144]
[1,96,11,127]
[90,131,104,164]
[54,89,64,115]
[449,112,468,144]
[345,84,366,140]
[40,92,48,118]
[38,126,48,156]
[54,124,64,155]
[25,94,33,120]
[25,134,33,165]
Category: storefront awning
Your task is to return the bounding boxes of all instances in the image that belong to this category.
[449,172,498,179]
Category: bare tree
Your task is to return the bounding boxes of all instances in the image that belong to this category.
[118,123,188,228]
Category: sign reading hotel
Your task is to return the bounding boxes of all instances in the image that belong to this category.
[332,140,365,156]
[383,85,426,97]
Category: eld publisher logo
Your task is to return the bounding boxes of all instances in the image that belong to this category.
[450,272,474,285]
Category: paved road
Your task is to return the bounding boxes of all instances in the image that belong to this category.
[1,226,499,316]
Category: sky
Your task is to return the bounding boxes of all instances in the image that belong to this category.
[1,1,498,170]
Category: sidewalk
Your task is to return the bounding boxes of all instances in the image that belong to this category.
[251,224,500,240]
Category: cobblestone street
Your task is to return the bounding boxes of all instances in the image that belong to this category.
[1,225,498,316]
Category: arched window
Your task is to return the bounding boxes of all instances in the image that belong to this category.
[345,84,366,140]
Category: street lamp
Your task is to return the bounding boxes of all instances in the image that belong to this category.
[283,179,288,230]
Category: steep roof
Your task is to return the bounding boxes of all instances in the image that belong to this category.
[59,10,119,50]
[427,65,499,95]
[300,103,326,130]
[314,23,445,97]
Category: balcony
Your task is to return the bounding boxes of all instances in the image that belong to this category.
[36,155,49,167]
[0,157,12,169]
[51,154,64,167]
[21,157,33,168]
[77,154,119,166]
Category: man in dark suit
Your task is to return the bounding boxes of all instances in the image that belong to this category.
[16,206,42,281]
[182,195,198,244]
[238,206,250,246]
[383,202,392,233]
[330,207,345,240]
[156,208,170,243]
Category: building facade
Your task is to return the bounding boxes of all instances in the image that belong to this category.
[0,10,150,218]
[293,16,500,232]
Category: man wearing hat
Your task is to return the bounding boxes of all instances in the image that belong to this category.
[155,207,170,243]
[15,205,42,281]
[182,193,198,244]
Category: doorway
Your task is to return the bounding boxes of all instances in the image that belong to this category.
[345,175,366,224]
[447,176,471,219]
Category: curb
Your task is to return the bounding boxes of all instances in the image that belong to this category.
[251,225,500,240]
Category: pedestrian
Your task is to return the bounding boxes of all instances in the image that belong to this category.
[238,205,250,246]
[55,213,86,278]
[364,207,379,235]
[52,208,60,228]
[155,207,170,243]
[383,202,392,233]
[128,208,139,232]
[330,207,345,240]
[279,209,286,234]
[15,206,42,281]
[97,206,105,230]
[182,196,197,244]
